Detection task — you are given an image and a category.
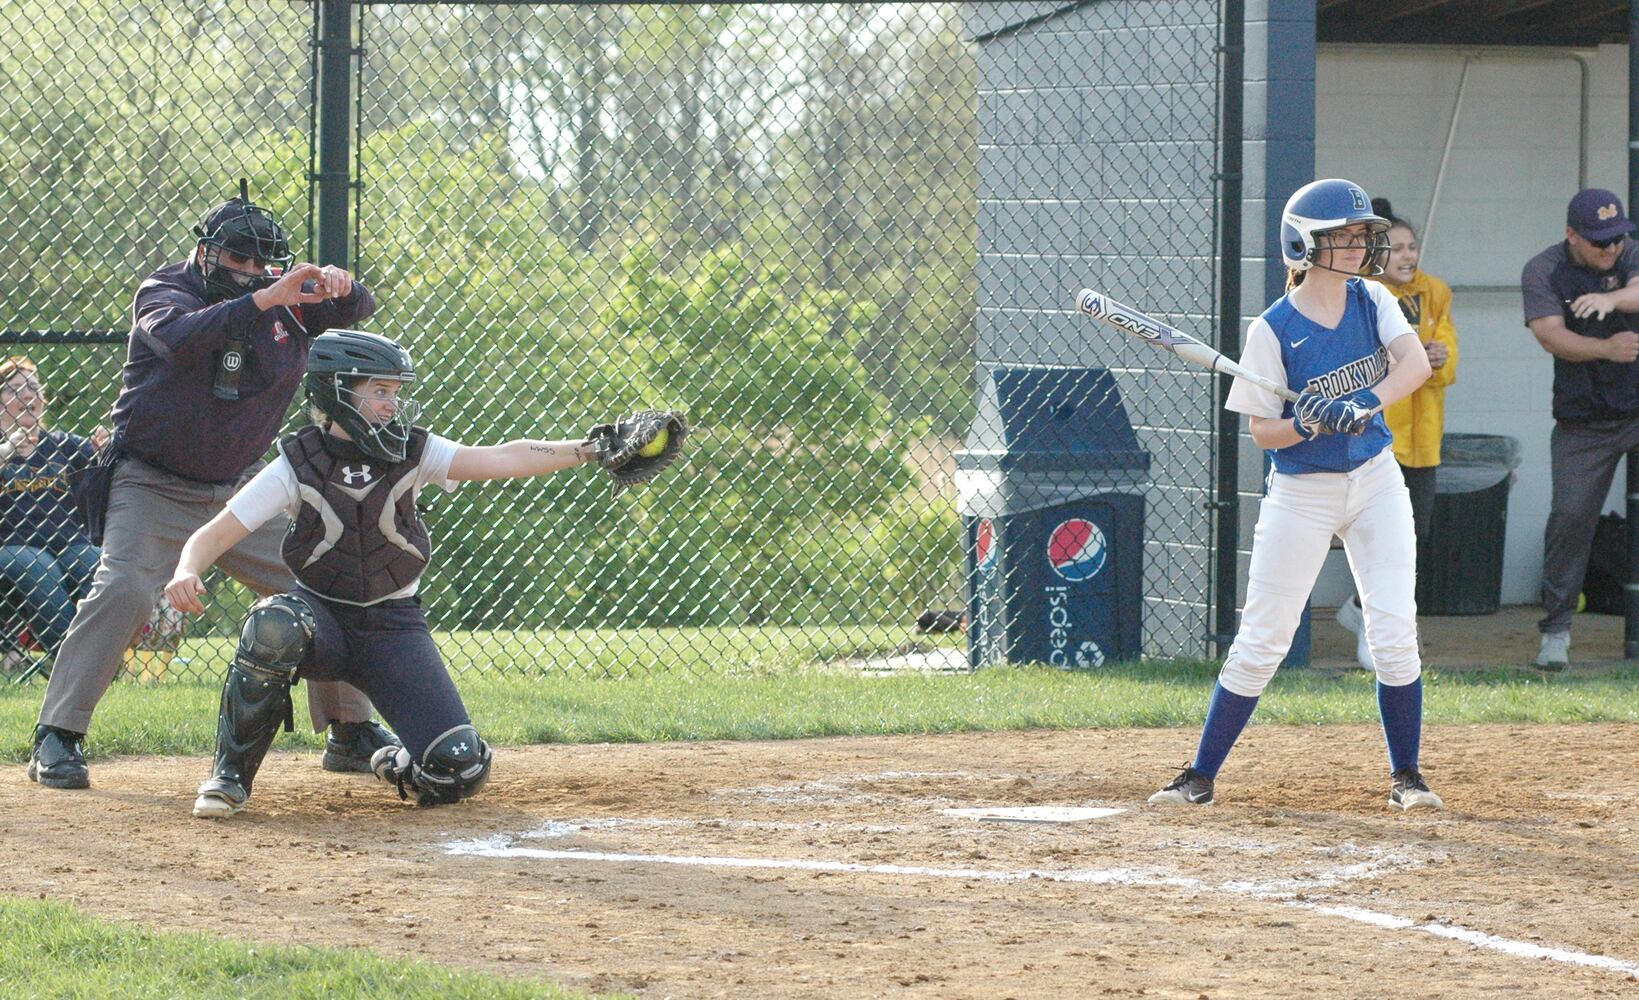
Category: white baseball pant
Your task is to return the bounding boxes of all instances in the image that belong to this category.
[1221,449,1420,696]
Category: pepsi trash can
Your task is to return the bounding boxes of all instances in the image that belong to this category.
[1416,433,1520,616]
[956,366,1150,668]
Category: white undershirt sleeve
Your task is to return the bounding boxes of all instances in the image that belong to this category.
[224,456,301,531]
[1224,318,1289,419]
[417,434,462,493]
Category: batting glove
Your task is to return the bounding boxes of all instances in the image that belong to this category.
[1334,388,1382,435]
[1291,392,1332,440]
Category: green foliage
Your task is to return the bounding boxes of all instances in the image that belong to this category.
[2,1,984,654]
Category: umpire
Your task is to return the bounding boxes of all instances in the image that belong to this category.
[28,183,400,789]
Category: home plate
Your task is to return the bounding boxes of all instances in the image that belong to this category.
[943,806,1126,824]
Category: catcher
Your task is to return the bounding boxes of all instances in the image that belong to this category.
[163,329,684,817]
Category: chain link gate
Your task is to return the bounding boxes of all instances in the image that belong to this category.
[1,1,1232,683]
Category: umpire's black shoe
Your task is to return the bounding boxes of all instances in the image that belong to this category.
[323,720,402,773]
[1148,764,1214,805]
[28,724,89,790]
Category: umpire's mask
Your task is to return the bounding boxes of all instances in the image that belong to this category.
[194,179,294,304]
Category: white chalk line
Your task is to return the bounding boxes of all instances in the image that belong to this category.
[441,839,1639,980]
[1305,904,1639,977]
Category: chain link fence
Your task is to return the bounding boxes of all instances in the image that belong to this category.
[0,1,1228,683]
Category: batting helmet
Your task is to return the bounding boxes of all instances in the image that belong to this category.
[1279,178,1390,276]
[305,330,421,463]
[193,179,294,304]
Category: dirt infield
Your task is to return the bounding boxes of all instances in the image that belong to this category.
[3,725,1636,998]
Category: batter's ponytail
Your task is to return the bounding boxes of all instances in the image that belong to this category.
[1371,197,1417,236]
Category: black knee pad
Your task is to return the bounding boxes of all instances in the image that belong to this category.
[236,593,316,683]
[376,724,492,805]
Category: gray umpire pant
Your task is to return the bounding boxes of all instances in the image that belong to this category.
[1540,416,1639,635]
[36,457,373,734]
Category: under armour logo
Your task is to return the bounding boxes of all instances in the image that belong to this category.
[341,465,373,485]
[453,742,469,754]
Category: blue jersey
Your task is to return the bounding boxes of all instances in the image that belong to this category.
[1227,277,1413,475]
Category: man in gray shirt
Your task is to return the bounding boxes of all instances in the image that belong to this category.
[1521,187,1639,670]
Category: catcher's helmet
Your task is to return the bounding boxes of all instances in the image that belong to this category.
[194,179,294,304]
[1279,178,1390,276]
[305,330,420,463]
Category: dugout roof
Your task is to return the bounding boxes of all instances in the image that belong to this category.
[1318,0,1632,46]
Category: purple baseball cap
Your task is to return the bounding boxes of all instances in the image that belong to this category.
[1567,188,1636,241]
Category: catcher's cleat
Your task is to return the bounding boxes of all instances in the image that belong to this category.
[1148,764,1214,805]
[193,777,250,819]
[323,719,402,773]
[371,725,493,806]
[28,724,89,790]
[1389,767,1443,811]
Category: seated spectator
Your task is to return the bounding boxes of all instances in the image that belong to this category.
[0,357,105,658]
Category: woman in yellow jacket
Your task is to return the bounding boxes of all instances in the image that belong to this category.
[1337,198,1459,668]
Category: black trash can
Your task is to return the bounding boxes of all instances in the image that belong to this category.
[956,366,1151,668]
[1416,433,1521,616]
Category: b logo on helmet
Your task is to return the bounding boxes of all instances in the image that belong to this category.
[1351,188,1367,211]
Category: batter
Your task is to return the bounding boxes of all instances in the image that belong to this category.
[1149,178,1441,810]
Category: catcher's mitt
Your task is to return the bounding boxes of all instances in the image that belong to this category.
[586,409,688,495]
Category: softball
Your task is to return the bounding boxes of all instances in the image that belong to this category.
[638,427,669,458]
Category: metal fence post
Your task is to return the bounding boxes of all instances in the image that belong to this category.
[314,1,353,269]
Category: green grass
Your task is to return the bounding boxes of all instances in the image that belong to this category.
[0,897,611,999]
[160,624,968,682]
[5,658,1637,764]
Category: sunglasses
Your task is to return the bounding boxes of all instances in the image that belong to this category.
[1585,234,1625,250]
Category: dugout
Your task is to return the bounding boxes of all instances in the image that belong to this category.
[971,0,1639,663]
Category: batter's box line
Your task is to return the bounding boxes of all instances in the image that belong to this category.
[437,841,1639,982]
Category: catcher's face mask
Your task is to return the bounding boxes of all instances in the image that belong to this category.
[332,376,421,462]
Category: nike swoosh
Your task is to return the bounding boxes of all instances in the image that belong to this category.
[1291,336,1310,348]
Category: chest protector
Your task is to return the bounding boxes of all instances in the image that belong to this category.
[281,425,431,604]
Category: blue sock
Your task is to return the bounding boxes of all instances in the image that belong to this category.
[1191,683,1260,779]
[1377,677,1423,773]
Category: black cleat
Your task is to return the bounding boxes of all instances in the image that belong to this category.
[1390,767,1444,811]
[322,720,402,773]
[1149,764,1214,805]
[28,724,89,790]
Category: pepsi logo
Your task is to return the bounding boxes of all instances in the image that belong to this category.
[1047,518,1106,582]
[976,518,997,572]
